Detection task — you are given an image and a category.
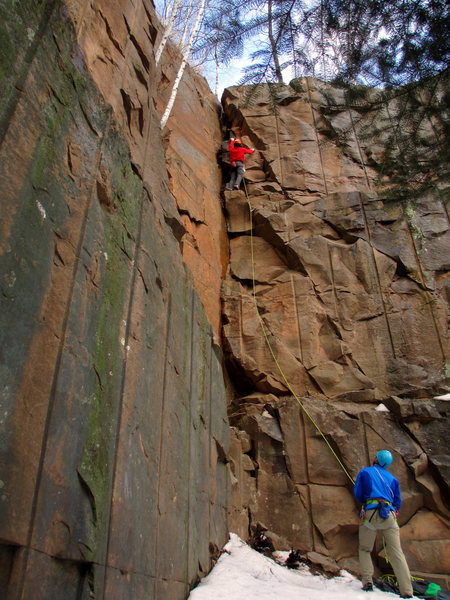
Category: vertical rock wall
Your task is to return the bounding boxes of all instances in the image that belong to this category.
[1,0,449,595]
[0,1,229,599]
[222,83,450,587]
[71,0,229,340]
[157,43,229,340]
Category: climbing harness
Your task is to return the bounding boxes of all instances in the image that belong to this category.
[364,498,394,517]
[360,507,378,530]
[365,498,393,508]
[241,178,355,485]
[360,500,395,531]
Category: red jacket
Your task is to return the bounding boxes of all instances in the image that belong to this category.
[229,139,254,163]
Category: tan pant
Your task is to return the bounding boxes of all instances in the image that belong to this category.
[359,509,413,597]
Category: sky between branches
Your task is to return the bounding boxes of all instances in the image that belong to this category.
[154,0,450,96]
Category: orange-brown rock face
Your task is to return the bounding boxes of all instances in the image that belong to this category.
[222,83,449,586]
[0,2,229,599]
[158,45,229,338]
[69,0,228,339]
[1,0,449,595]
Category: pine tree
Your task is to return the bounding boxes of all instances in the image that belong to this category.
[194,0,450,192]
[156,0,449,190]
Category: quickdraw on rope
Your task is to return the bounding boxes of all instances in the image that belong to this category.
[242,178,355,485]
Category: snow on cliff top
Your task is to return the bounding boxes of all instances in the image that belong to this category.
[188,533,416,600]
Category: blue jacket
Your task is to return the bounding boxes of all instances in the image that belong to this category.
[354,464,402,511]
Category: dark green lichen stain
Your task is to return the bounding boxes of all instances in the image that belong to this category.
[0,6,86,400]
[1,0,145,568]
[0,0,45,83]
[78,144,143,562]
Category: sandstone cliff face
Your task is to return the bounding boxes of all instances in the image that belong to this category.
[0,2,228,598]
[158,45,229,339]
[71,0,228,340]
[222,83,450,586]
[1,0,449,597]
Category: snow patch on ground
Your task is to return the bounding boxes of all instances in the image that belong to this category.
[188,534,416,600]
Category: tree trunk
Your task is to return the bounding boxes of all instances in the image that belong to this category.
[179,0,195,48]
[161,0,207,129]
[268,0,283,84]
[155,0,181,65]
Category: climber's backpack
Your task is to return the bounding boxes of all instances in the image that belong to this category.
[411,580,450,599]
[374,577,450,599]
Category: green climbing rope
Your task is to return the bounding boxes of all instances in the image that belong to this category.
[242,178,355,485]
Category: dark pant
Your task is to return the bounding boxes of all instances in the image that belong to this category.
[227,161,244,189]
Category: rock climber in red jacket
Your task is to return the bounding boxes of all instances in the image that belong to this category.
[225,137,254,191]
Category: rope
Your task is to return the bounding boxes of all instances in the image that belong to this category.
[381,573,425,583]
[242,178,355,485]
[382,536,391,566]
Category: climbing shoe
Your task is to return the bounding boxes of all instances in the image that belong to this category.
[362,582,373,591]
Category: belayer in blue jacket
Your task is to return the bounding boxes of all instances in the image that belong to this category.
[354,450,413,598]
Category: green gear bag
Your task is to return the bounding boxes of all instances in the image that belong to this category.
[424,582,441,597]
